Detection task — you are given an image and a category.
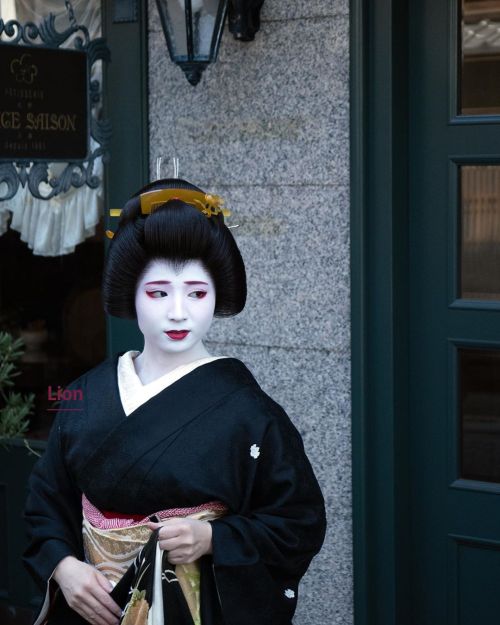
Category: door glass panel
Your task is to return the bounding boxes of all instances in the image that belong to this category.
[460,165,500,300]
[460,0,500,115]
[460,348,500,483]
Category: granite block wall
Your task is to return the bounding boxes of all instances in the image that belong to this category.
[148,1,351,622]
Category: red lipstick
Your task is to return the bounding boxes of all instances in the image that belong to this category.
[165,330,190,340]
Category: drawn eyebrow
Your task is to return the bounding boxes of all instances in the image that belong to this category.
[144,280,209,286]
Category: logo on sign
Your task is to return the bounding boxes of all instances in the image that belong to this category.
[10,53,38,85]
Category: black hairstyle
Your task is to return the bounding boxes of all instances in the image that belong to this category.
[102,178,246,319]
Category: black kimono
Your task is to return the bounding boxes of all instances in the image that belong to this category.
[23,354,327,625]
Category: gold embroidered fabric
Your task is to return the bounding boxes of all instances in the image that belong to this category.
[82,506,227,625]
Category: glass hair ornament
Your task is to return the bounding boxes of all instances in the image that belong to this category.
[105,188,239,239]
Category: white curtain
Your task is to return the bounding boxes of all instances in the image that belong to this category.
[462,166,500,244]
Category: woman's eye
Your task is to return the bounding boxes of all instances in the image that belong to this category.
[189,291,207,299]
[146,290,167,298]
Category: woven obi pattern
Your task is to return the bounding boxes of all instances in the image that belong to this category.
[81,493,229,625]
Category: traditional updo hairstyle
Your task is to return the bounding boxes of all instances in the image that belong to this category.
[102,178,246,319]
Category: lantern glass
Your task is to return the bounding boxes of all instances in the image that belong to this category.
[157,0,224,60]
[156,0,228,84]
[159,0,188,59]
[194,0,219,58]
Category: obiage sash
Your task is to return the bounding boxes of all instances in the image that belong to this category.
[82,494,229,625]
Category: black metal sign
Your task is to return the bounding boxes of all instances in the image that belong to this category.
[0,12,110,201]
[0,44,88,161]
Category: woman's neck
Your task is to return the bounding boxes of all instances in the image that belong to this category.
[132,343,213,385]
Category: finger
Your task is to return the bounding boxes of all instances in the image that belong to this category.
[158,527,185,542]
[94,575,122,617]
[76,602,114,625]
[147,519,183,533]
[79,586,121,625]
[95,572,114,593]
[81,612,110,625]
[99,593,122,619]
[166,547,190,562]
[90,584,123,619]
[145,518,175,526]
[82,600,119,625]
[158,535,188,552]
[167,553,193,565]
[145,521,161,529]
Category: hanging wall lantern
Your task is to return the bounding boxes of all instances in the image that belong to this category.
[155,0,265,86]
[155,0,228,86]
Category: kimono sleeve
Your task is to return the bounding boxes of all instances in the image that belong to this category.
[22,396,84,594]
[208,404,327,625]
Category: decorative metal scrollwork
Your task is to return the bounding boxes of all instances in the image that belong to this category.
[0,10,110,201]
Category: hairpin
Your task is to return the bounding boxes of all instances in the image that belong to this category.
[105,188,235,239]
[155,156,179,181]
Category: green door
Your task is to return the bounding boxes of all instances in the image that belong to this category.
[409,1,500,623]
[104,1,149,355]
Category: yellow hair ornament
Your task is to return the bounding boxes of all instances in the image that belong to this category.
[105,188,234,240]
[140,188,231,218]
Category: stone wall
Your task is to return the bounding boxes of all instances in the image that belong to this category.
[148,1,351,622]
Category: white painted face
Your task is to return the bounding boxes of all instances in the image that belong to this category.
[134,258,216,358]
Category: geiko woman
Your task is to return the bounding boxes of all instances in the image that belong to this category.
[23,178,327,625]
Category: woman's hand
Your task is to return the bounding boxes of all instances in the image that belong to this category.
[52,556,122,625]
[145,518,213,563]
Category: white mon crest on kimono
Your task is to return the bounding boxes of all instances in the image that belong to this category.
[249,444,260,458]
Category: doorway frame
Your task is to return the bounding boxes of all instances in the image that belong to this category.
[103,0,150,357]
[350,1,411,623]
